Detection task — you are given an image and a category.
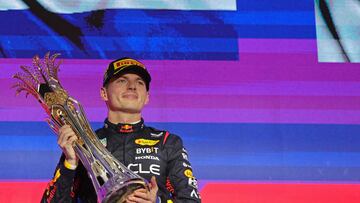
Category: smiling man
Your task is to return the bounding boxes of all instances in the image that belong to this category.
[41,57,201,203]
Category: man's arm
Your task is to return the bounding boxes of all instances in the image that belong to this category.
[40,155,77,202]
[166,135,201,202]
[41,125,79,202]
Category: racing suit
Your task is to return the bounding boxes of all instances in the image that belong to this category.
[41,118,201,202]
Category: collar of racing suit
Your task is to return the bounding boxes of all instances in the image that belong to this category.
[104,118,145,133]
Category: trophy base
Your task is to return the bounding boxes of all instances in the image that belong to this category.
[102,179,148,203]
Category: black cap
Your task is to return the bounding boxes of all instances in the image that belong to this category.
[103,57,151,91]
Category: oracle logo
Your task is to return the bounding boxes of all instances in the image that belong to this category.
[127,163,160,176]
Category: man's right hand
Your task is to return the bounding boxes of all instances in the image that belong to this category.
[58,125,79,166]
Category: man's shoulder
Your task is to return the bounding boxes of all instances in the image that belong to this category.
[145,125,165,135]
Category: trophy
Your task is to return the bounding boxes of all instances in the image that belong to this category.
[13,53,148,203]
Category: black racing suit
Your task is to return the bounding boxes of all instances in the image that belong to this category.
[41,119,201,203]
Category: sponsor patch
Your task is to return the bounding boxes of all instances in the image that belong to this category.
[166,177,175,194]
[135,139,159,146]
[136,147,159,154]
[190,189,200,199]
[113,58,145,70]
[182,152,189,161]
[183,162,192,168]
[151,132,163,137]
[119,124,133,133]
[128,163,160,176]
[135,155,160,161]
[188,177,198,189]
[184,169,193,178]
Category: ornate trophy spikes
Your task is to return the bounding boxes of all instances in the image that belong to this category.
[13,53,62,115]
[13,53,148,203]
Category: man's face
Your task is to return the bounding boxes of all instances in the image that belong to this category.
[101,73,149,114]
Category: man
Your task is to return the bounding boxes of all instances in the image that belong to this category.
[41,57,201,202]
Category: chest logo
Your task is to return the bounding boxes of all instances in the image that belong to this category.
[119,125,133,133]
[135,139,159,146]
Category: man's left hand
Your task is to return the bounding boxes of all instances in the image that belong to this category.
[126,176,158,203]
